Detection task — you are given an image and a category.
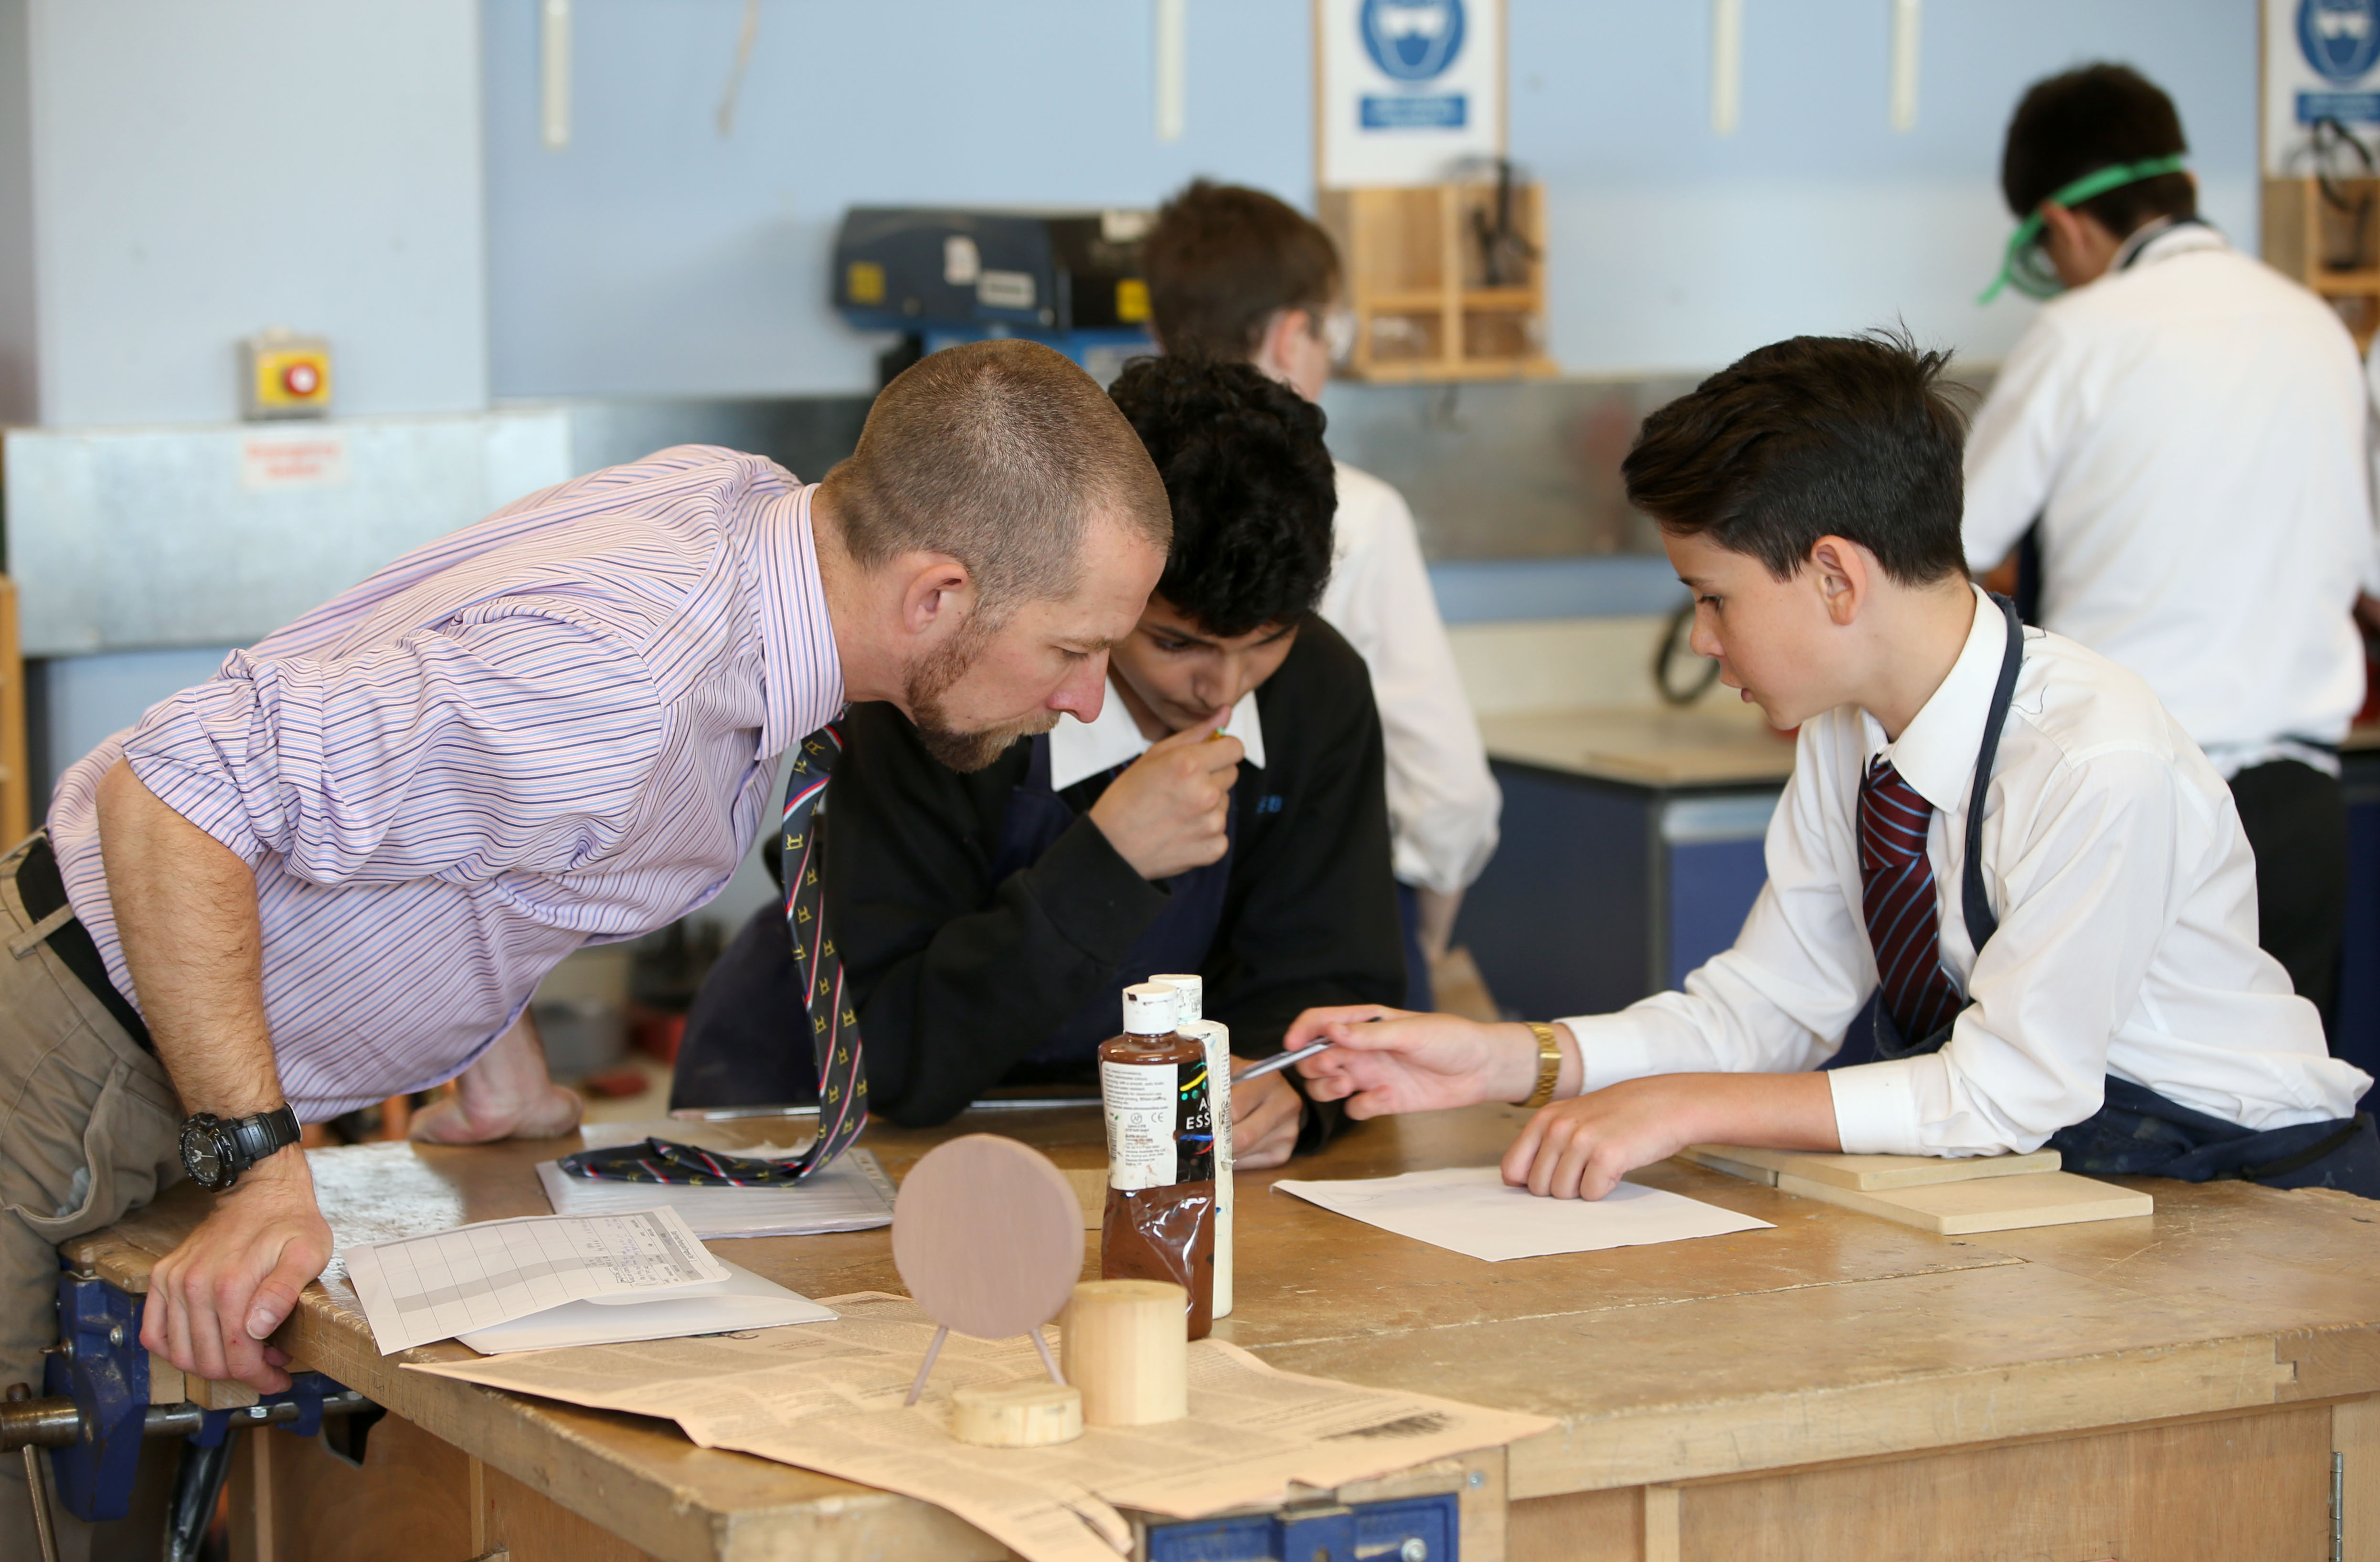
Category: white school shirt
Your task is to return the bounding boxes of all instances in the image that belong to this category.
[1315,462,1501,894]
[1048,677,1265,792]
[1557,586,2371,1157]
[1963,222,2376,779]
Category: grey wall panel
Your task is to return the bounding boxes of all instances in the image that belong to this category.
[5,410,571,656]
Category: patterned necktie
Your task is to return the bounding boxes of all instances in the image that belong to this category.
[1859,755,1966,1045]
[560,724,869,1186]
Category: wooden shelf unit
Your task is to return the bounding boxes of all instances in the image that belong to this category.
[1319,182,1557,383]
[0,576,26,847]
[2263,174,2380,349]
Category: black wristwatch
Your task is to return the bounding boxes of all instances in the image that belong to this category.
[179,1106,302,1192]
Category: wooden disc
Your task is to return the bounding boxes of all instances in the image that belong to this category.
[892,1135,1084,1341]
[949,1380,1084,1447]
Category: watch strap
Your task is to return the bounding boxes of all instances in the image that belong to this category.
[227,1105,301,1170]
[1522,1023,1562,1109]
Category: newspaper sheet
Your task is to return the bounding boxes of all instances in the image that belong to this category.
[410,1291,1552,1562]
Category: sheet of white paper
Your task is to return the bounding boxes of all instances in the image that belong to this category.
[1272,1165,1772,1262]
[535,1146,896,1240]
[345,1206,730,1354]
[453,1259,836,1353]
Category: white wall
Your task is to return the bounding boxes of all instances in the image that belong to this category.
[20,0,489,425]
[481,0,2259,397]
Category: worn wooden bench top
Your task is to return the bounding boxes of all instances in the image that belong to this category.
[63,1102,2380,1561]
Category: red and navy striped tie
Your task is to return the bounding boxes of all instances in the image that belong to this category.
[561,724,868,1186]
[1859,754,1965,1044]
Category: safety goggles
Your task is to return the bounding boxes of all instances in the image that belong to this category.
[1977,154,2189,305]
[1320,306,1358,368]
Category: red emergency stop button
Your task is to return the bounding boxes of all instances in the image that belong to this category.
[281,361,321,397]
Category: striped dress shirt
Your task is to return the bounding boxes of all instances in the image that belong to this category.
[45,446,843,1121]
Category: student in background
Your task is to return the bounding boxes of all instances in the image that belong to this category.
[1963,64,2378,1045]
[1286,332,2377,1201]
[1141,180,1500,1010]
[673,356,1404,1164]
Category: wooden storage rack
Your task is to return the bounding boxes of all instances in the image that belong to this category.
[2263,174,2380,349]
[1319,181,1556,382]
[0,576,26,846]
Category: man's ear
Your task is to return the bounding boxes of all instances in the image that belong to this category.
[1807,536,1870,628]
[893,553,977,640]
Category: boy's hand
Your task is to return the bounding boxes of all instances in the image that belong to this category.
[1287,1005,1542,1118]
[1228,1063,1305,1169]
[1503,1072,1839,1200]
[1087,714,1242,880]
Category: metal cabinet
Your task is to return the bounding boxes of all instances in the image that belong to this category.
[1454,760,1777,1022]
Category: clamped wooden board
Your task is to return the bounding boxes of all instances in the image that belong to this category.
[1682,1144,2152,1234]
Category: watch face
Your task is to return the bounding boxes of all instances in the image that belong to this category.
[181,1120,230,1190]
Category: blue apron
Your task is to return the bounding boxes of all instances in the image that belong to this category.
[996,732,1237,1064]
[1865,595,2379,1196]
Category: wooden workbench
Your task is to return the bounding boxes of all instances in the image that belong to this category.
[64,1104,2380,1562]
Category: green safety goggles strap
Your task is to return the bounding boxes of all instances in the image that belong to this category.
[1977,153,2189,306]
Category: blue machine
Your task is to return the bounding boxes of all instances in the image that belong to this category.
[832,206,1157,384]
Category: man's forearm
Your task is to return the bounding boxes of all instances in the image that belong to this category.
[96,760,287,1117]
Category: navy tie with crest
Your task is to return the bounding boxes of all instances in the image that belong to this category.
[559,725,868,1186]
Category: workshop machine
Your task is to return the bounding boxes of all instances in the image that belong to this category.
[2,1265,376,1562]
[832,206,1157,387]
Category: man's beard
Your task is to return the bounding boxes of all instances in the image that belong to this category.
[905,623,1061,772]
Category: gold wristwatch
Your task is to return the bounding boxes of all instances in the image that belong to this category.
[1521,1022,1562,1109]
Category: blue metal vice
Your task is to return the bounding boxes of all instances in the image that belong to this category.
[4,1264,372,1557]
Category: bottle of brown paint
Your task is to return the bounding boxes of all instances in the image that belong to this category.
[1097,982,1217,1339]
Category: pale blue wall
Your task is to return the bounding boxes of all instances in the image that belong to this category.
[483,0,2258,396]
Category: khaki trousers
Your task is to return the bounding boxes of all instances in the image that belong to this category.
[0,833,184,1559]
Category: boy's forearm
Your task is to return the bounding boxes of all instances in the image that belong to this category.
[1684,1071,1842,1152]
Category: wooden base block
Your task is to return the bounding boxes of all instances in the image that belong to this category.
[950,1380,1083,1447]
[1681,1145,2059,1191]
[1062,1280,1187,1426]
[1773,1169,2151,1235]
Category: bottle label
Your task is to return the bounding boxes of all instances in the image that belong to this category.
[1102,1057,1214,1191]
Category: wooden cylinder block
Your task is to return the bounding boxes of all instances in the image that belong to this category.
[1062,1280,1188,1426]
[949,1380,1084,1447]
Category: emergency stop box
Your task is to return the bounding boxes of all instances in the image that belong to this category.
[240,329,333,420]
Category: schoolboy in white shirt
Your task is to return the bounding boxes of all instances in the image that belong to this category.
[1289,331,2378,1201]
[1964,64,2377,1042]
[1141,181,1501,1007]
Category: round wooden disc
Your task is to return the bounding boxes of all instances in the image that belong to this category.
[892,1134,1084,1341]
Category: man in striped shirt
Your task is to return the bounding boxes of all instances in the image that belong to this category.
[0,340,1169,1545]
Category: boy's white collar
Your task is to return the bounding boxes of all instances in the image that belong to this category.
[1048,678,1267,792]
[1861,585,2011,816]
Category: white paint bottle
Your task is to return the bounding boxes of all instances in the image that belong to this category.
[1151,973,1232,1319]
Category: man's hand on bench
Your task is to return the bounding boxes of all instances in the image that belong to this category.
[139,1147,331,1393]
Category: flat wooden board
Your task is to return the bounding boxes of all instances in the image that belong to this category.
[1681,1144,2060,1191]
[1774,1170,2152,1235]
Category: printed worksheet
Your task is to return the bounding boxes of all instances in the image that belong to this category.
[346,1206,730,1353]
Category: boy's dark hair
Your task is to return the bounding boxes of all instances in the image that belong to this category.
[2001,63,2193,236]
[1106,355,1336,637]
[1622,330,1968,586]
[1142,180,1341,360]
